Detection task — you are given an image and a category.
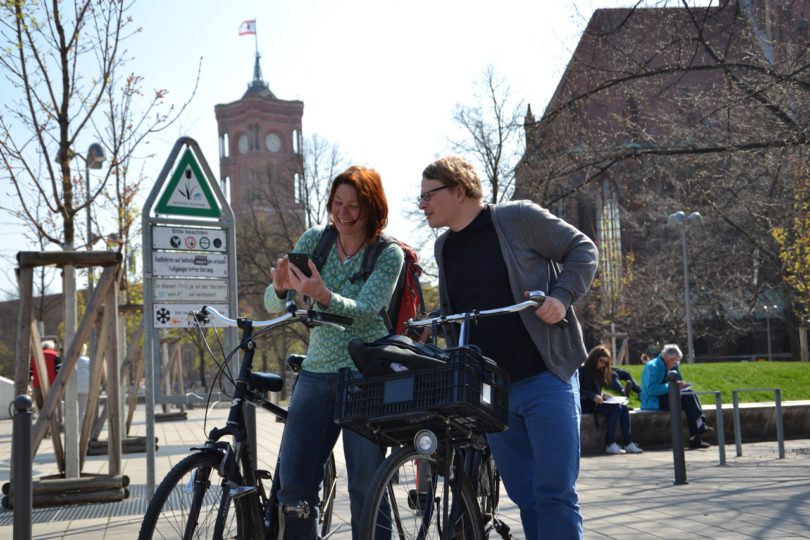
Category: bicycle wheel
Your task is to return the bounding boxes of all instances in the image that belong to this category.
[360,445,484,540]
[138,451,252,540]
[320,452,337,538]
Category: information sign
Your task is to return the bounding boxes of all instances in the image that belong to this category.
[152,226,227,252]
[153,303,230,328]
[152,252,228,278]
[154,278,229,303]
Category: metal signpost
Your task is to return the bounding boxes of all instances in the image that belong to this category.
[142,137,237,495]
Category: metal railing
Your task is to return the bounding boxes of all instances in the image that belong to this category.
[693,390,726,465]
[732,388,784,458]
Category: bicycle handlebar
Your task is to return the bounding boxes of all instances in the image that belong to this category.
[191,303,353,331]
[406,290,568,329]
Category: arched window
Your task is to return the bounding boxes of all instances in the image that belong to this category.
[219,133,229,158]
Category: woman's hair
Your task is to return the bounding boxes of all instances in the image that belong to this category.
[584,345,612,385]
[421,156,483,199]
[326,165,388,240]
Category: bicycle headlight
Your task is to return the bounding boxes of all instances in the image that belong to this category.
[414,429,438,455]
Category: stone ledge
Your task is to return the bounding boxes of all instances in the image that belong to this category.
[581,400,810,454]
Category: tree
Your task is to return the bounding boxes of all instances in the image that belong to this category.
[0,1,195,290]
[516,1,810,358]
[450,65,525,204]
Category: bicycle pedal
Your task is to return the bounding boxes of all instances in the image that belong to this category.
[257,469,272,480]
[229,485,257,498]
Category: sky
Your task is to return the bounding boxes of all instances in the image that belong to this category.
[0,0,666,298]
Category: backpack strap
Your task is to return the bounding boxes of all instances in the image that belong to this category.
[312,224,338,272]
[350,234,393,284]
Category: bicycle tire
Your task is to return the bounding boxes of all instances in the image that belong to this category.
[320,452,337,537]
[359,445,484,540]
[138,451,252,540]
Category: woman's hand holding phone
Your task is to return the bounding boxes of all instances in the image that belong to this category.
[284,253,331,307]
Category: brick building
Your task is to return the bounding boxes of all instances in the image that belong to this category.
[515,1,807,360]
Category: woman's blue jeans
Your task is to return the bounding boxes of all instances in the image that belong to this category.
[486,370,584,540]
[594,403,632,446]
[277,370,388,540]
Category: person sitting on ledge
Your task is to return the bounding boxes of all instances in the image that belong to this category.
[640,343,714,449]
[579,345,643,455]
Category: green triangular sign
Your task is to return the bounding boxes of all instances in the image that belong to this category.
[155,149,221,217]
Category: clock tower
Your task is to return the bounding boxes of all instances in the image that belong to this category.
[215,53,304,217]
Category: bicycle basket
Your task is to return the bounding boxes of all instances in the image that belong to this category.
[335,346,509,445]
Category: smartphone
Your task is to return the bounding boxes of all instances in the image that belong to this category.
[287,252,312,277]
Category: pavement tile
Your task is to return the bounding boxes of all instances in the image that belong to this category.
[1,405,808,539]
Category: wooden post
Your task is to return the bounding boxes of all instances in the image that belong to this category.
[105,276,122,475]
[14,267,34,396]
[124,322,145,434]
[79,303,110,468]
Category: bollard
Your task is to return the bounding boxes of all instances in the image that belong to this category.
[13,395,33,540]
[667,370,688,485]
[733,390,743,457]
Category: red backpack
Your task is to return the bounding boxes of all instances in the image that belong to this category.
[311,225,426,335]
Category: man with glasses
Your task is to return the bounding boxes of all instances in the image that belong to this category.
[418,156,598,540]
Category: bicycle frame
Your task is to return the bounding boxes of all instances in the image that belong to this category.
[193,304,348,538]
[398,295,550,540]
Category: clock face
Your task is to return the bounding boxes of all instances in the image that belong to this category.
[266,132,281,153]
[238,134,249,154]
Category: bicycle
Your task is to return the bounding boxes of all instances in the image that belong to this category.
[337,291,556,539]
[138,303,351,540]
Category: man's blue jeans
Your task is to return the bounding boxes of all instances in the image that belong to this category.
[487,370,584,540]
[278,370,388,540]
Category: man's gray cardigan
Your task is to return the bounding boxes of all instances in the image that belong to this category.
[435,200,599,380]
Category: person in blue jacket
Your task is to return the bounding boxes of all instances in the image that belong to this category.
[640,344,713,449]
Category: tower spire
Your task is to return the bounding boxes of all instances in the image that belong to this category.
[253,51,264,85]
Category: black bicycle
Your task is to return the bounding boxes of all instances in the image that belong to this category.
[138,302,350,540]
[337,292,557,539]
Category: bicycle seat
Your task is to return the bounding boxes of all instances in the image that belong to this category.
[348,335,448,376]
[249,371,284,393]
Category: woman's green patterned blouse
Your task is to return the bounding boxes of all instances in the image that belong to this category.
[264,225,404,373]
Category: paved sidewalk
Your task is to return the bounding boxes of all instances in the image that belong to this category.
[1,404,808,539]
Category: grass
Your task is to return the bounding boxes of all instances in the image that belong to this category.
[617,361,810,409]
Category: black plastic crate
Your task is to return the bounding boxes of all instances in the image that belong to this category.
[335,347,509,445]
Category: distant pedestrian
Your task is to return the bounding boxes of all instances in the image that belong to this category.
[31,339,60,413]
[76,344,91,422]
[641,344,713,449]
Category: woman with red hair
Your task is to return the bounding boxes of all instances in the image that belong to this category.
[265,165,403,540]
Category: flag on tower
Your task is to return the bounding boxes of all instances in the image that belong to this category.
[239,20,256,36]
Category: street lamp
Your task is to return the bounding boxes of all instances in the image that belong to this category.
[763,304,778,361]
[84,143,106,249]
[668,211,703,364]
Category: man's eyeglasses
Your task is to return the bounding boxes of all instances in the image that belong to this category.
[417,185,449,203]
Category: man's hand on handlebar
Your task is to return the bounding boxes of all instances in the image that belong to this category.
[525,291,567,325]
